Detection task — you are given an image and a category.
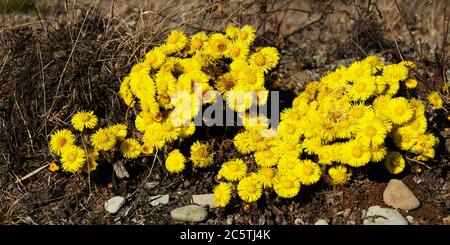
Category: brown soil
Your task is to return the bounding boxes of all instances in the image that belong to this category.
[0,0,448,225]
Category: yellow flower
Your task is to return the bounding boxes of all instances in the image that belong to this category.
[328,165,351,185]
[144,47,166,69]
[233,130,265,154]
[237,25,256,44]
[256,167,275,188]
[427,91,443,109]
[348,76,376,101]
[71,111,98,132]
[347,61,372,81]
[179,122,196,138]
[356,118,387,146]
[384,151,406,174]
[91,128,116,151]
[226,25,240,39]
[107,124,127,139]
[205,33,229,59]
[249,47,279,73]
[404,78,418,89]
[273,174,301,198]
[83,150,99,173]
[226,40,249,60]
[120,138,141,159]
[254,148,279,167]
[165,149,186,173]
[297,160,321,185]
[370,143,387,162]
[119,76,135,107]
[60,145,86,173]
[341,140,371,167]
[49,162,59,172]
[363,55,384,74]
[162,29,188,54]
[386,97,413,124]
[218,159,247,182]
[148,121,180,143]
[188,32,208,54]
[190,141,214,168]
[237,176,262,203]
[49,129,75,156]
[214,182,232,207]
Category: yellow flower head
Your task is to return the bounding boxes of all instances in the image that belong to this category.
[427,91,443,110]
[249,47,279,73]
[190,141,214,168]
[237,175,262,203]
[273,173,301,198]
[119,76,135,107]
[71,110,98,132]
[49,162,60,172]
[370,143,387,162]
[83,150,99,173]
[120,138,141,159]
[347,61,372,81]
[50,129,75,156]
[226,40,250,60]
[108,124,127,139]
[144,47,166,69]
[328,165,351,185]
[60,145,86,173]
[237,25,256,44]
[256,167,276,188]
[342,140,371,167]
[348,76,376,101]
[233,130,265,154]
[297,160,322,185]
[214,182,233,207]
[386,97,413,124]
[218,158,247,182]
[226,25,240,39]
[188,32,208,54]
[363,55,384,74]
[165,149,186,173]
[163,29,188,54]
[254,148,279,167]
[404,78,418,89]
[179,122,196,138]
[384,151,406,174]
[91,128,116,151]
[206,33,229,59]
[356,117,387,146]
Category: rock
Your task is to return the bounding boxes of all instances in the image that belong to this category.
[363,206,409,225]
[443,215,450,225]
[149,194,169,206]
[170,205,208,222]
[383,179,420,210]
[104,196,125,214]
[144,181,159,190]
[192,194,216,208]
[314,219,329,225]
[406,215,414,223]
[226,215,234,225]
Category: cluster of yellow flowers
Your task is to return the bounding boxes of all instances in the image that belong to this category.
[49,110,134,173]
[118,25,278,172]
[48,26,444,210]
[214,56,442,207]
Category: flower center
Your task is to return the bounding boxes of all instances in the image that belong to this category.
[302,165,314,176]
[56,137,66,147]
[254,53,266,66]
[67,152,77,162]
[365,126,377,137]
[217,43,227,52]
[355,68,365,77]
[352,108,364,119]
[355,82,367,93]
[97,132,109,144]
[80,114,91,122]
[394,105,405,115]
[351,146,363,158]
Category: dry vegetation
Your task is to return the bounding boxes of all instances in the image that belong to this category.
[0,0,448,224]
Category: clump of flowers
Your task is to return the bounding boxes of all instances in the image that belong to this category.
[220,56,439,206]
[48,26,441,209]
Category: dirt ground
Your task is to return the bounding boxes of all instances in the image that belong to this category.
[0,0,449,225]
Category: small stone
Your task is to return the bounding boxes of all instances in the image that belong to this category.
[192,194,216,208]
[347,220,356,225]
[170,205,208,222]
[294,218,303,225]
[144,181,159,190]
[443,215,450,225]
[383,179,420,210]
[226,215,234,225]
[149,194,169,206]
[343,208,352,218]
[363,206,409,225]
[406,215,414,223]
[314,219,329,225]
[104,196,125,214]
